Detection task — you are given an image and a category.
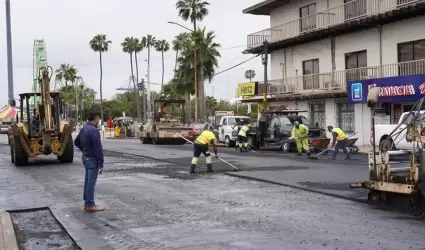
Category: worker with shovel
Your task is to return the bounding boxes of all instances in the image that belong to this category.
[237,120,250,152]
[291,121,311,156]
[327,125,350,160]
[190,124,218,174]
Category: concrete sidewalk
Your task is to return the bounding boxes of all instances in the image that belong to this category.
[0,212,18,250]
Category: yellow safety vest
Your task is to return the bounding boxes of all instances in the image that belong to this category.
[332,127,346,141]
[291,124,309,138]
[238,125,249,137]
[195,130,216,145]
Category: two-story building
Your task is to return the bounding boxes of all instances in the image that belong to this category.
[239,0,425,146]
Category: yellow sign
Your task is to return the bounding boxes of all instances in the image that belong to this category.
[238,82,257,96]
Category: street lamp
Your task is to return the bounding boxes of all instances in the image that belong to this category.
[168,21,199,122]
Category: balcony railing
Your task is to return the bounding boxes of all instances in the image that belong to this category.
[247,0,420,49]
[255,59,425,95]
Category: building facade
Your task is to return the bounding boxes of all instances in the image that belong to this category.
[240,0,425,146]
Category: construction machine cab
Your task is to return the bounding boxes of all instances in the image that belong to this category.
[17,91,62,138]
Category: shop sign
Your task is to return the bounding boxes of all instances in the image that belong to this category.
[237,82,258,97]
[347,74,425,104]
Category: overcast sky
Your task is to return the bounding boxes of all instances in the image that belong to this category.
[0,0,269,105]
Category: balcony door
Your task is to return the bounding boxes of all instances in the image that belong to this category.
[344,0,367,21]
[398,39,425,76]
[345,50,367,81]
[300,3,316,33]
[303,59,319,90]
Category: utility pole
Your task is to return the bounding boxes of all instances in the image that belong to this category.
[147,62,151,122]
[5,0,14,103]
[262,40,269,112]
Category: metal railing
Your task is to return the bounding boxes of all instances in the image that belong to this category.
[254,59,425,95]
[247,0,420,49]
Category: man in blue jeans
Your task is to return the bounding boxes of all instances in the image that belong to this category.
[74,112,105,212]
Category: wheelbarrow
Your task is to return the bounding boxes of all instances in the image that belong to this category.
[309,138,331,154]
[318,133,359,155]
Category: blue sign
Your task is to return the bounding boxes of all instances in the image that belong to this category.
[347,74,425,104]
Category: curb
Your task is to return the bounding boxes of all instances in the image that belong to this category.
[0,212,19,250]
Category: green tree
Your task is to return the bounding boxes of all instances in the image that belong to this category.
[172,32,190,73]
[121,37,141,121]
[155,39,170,90]
[89,34,112,123]
[54,64,78,88]
[244,69,256,82]
[205,96,217,116]
[176,0,210,118]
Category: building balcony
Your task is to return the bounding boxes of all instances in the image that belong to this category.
[242,59,425,101]
[246,0,425,54]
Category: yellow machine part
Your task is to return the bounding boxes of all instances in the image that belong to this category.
[11,120,72,158]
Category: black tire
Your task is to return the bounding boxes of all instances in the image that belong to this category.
[140,137,152,144]
[14,135,29,166]
[379,138,394,151]
[10,146,14,163]
[58,135,74,163]
[281,141,291,153]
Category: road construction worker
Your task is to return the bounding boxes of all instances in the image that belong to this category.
[327,126,350,160]
[291,121,310,156]
[238,121,250,152]
[190,124,218,174]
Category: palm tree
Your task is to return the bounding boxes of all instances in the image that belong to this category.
[176,0,210,118]
[54,64,78,88]
[89,34,111,124]
[172,32,190,72]
[176,0,210,35]
[141,34,157,115]
[175,28,220,121]
[121,37,141,121]
[244,69,256,82]
[155,39,170,90]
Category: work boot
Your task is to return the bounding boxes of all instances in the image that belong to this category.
[306,152,311,157]
[344,156,351,160]
[207,165,214,172]
[297,153,302,156]
[239,148,243,152]
[84,204,105,212]
[189,165,196,174]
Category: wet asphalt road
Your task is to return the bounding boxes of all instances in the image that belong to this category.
[1,136,425,249]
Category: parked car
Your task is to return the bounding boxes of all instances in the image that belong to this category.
[249,110,326,152]
[374,110,425,151]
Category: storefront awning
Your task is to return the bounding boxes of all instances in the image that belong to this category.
[239,89,347,103]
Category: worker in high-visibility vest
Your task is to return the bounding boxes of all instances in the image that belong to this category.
[327,126,350,160]
[190,124,218,174]
[238,121,250,152]
[290,121,310,156]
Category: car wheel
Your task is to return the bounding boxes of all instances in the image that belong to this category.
[281,141,291,152]
[379,138,394,151]
[225,136,231,147]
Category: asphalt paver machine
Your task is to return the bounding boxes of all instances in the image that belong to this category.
[7,67,75,166]
[139,99,192,145]
[350,87,425,212]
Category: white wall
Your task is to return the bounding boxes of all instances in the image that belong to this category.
[270,38,333,79]
[270,0,344,27]
[270,15,425,79]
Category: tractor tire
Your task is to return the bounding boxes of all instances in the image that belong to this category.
[10,145,14,163]
[58,135,74,163]
[13,135,29,166]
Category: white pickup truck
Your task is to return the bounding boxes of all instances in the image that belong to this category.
[374,111,425,150]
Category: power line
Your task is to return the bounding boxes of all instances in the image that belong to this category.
[213,55,260,77]
[0,44,248,68]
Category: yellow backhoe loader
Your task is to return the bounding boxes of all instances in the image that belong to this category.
[7,67,75,166]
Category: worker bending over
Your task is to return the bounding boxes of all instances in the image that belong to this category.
[291,121,310,156]
[327,126,350,160]
[237,121,250,152]
[190,124,218,174]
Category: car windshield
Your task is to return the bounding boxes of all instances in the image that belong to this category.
[231,117,251,125]
[281,116,313,125]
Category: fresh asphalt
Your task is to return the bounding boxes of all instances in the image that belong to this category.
[0,135,424,249]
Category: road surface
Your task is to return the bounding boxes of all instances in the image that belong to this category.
[0,136,423,249]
